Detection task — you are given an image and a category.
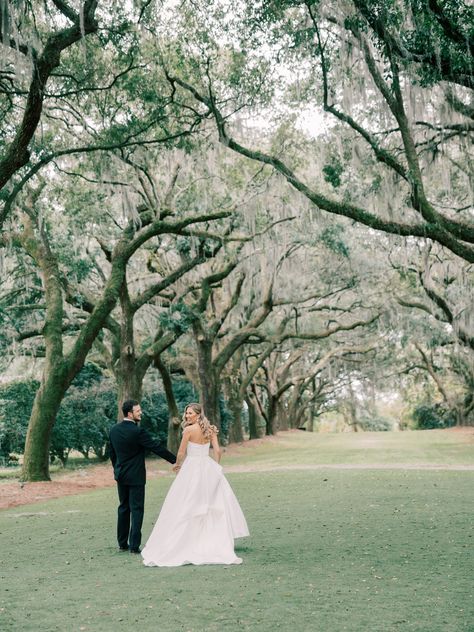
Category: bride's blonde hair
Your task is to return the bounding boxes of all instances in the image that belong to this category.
[182,403,218,441]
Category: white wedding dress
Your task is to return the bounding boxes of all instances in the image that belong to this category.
[142,441,249,567]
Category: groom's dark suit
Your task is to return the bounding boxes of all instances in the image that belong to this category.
[109,420,176,552]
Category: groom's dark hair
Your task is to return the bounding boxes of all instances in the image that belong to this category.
[122,399,139,417]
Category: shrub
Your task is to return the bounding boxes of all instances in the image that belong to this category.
[358,416,394,432]
[140,379,199,441]
[0,369,210,465]
[54,379,117,463]
[0,365,116,464]
[0,379,39,458]
[412,404,457,429]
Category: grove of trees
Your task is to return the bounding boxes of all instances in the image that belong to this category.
[1,0,472,480]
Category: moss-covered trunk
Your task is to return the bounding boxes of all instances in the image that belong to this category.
[266,395,278,436]
[245,397,256,439]
[155,356,181,453]
[20,215,129,480]
[22,368,68,481]
[228,392,244,443]
[196,338,221,430]
[278,400,289,431]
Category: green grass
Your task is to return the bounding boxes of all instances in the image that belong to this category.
[223,429,474,468]
[1,431,473,632]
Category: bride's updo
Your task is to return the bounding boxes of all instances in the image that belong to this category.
[182,403,218,441]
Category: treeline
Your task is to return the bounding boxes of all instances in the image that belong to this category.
[0,0,472,480]
[0,364,204,466]
[0,363,458,468]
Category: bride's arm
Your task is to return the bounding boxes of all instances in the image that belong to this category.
[173,427,191,472]
[210,431,221,464]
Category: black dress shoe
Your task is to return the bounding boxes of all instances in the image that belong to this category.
[129,548,141,554]
[119,547,129,552]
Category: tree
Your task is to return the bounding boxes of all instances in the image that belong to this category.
[72,235,216,416]
[352,0,474,89]
[0,0,99,194]
[1,179,230,481]
[0,379,38,458]
[1,0,210,234]
[393,243,474,424]
[164,0,474,261]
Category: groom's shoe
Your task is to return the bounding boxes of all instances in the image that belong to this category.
[129,548,141,554]
[118,546,129,552]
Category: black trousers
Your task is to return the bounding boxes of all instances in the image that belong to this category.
[116,482,145,551]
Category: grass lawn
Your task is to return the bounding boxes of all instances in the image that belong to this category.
[222,428,474,469]
[0,431,473,632]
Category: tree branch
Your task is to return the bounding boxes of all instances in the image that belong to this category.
[167,74,474,262]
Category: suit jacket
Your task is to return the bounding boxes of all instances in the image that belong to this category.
[109,420,176,486]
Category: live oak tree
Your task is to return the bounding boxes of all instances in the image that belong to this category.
[0,4,235,480]
[164,0,473,262]
[0,0,100,195]
[1,0,209,232]
[1,0,472,476]
[0,174,230,481]
[68,234,218,416]
[151,0,473,431]
[187,216,382,437]
[143,142,304,436]
[393,243,474,424]
[61,150,229,417]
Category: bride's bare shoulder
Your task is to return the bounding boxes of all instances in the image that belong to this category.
[184,424,204,441]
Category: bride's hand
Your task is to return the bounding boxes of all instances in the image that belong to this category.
[172,464,181,473]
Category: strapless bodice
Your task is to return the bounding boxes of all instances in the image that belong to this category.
[186,441,210,457]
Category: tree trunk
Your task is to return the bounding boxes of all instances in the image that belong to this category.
[286,383,306,429]
[461,392,474,426]
[22,369,68,481]
[228,392,244,443]
[347,382,359,432]
[222,376,244,444]
[115,360,144,414]
[155,356,182,453]
[307,379,319,432]
[294,407,307,430]
[266,395,278,436]
[114,282,143,416]
[166,412,182,455]
[278,400,289,431]
[196,338,221,429]
[246,396,261,439]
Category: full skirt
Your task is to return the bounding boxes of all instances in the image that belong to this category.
[142,448,249,567]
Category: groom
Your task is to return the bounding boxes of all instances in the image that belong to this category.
[109,399,176,553]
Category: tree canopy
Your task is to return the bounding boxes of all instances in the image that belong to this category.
[0,0,472,480]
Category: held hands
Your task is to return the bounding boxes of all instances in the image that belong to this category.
[172,464,181,473]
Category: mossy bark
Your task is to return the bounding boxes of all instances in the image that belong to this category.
[155,356,181,454]
[21,369,68,481]
[195,335,221,430]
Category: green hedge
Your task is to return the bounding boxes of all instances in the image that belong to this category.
[412,404,457,430]
[0,366,201,464]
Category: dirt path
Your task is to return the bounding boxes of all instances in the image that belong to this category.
[0,460,180,510]
[1,429,473,510]
[0,435,283,510]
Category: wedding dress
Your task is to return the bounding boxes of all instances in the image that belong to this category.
[142,441,249,567]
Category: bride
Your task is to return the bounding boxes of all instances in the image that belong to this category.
[141,403,249,567]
